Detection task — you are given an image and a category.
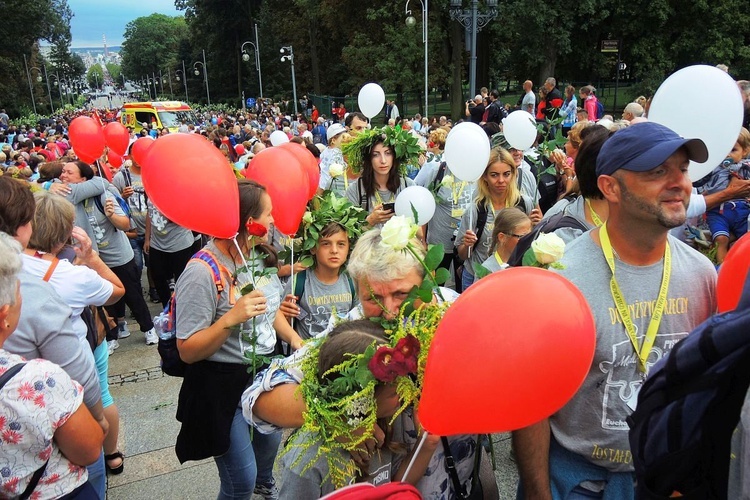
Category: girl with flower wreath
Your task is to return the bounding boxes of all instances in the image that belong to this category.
[173,179,304,500]
[342,127,420,227]
[456,148,541,290]
[278,320,409,498]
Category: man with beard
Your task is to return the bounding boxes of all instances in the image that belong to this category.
[513,122,717,500]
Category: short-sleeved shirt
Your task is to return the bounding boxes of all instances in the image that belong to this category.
[345,177,414,214]
[0,351,87,499]
[318,148,348,197]
[81,188,134,268]
[146,200,194,253]
[113,169,147,236]
[522,91,536,114]
[282,271,356,340]
[550,233,716,472]
[175,241,283,362]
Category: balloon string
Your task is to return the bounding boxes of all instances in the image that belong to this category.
[231,236,251,284]
[402,431,429,484]
[467,208,473,260]
[290,241,295,330]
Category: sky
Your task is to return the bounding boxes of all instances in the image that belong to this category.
[67,0,183,47]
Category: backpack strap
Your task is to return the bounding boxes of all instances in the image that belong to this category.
[431,162,448,191]
[191,250,225,298]
[345,272,357,307]
[358,177,369,212]
[0,363,26,389]
[294,269,307,301]
[473,202,489,249]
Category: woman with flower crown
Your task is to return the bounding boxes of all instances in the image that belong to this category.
[341,127,420,227]
[173,179,304,500]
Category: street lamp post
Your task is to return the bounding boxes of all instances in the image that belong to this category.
[50,72,64,109]
[405,0,428,118]
[28,64,48,113]
[43,63,54,113]
[449,0,498,98]
[23,54,37,114]
[193,51,211,105]
[163,68,173,97]
[176,60,189,102]
[280,45,298,115]
[241,23,263,99]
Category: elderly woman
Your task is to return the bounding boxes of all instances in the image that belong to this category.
[23,191,127,485]
[0,232,104,499]
[241,229,498,498]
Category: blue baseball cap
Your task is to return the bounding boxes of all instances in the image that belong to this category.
[596,122,708,177]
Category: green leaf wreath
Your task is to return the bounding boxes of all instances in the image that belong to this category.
[341,126,422,176]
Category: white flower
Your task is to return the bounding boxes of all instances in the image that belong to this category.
[329,163,345,178]
[302,211,313,224]
[531,233,566,264]
[380,216,418,251]
[440,175,454,187]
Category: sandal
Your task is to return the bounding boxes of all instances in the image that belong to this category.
[104,451,124,475]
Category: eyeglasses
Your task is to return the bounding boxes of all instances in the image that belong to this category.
[503,232,530,239]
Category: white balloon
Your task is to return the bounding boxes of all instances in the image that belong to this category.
[649,65,744,182]
[269,130,289,147]
[502,111,537,150]
[358,83,386,119]
[395,186,436,225]
[443,123,491,182]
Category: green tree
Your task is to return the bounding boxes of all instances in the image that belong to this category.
[120,14,189,84]
[87,65,104,89]
[106,63,122,85]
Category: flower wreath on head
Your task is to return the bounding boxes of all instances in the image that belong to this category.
[341,126,422,176]
[282,192,369,267]
[283,302,449,489]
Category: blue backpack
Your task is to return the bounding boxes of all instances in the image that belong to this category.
[628,276,750,499]
[594,99,605,120]
[155,250,225,377]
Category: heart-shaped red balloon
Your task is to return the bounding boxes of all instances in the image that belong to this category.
[69,116,105,164]
[278,142,320,200]
[419,267,596,434]
[142,134,239,238]
[717,233,750,312]
[103,122,130,156]
[244,147,309,235]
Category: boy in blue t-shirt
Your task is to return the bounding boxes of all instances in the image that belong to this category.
[701,127,750,263]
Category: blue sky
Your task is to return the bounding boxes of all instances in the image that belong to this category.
[68,0,183,47]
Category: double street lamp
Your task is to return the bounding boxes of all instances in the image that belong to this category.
[449,0,498,98]
[405,0,428,118]
[175,60,189,102]
[241,23,263,100]
[193,49,211,105]
[280,45,297,115]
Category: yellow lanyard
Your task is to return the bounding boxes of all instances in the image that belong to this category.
[493,252,504,267]
[451,181,467,205]
[586,198,604,227]
[374,190,394,205]
[600,223,671,374]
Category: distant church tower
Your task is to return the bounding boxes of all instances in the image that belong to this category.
[103,34,109,58]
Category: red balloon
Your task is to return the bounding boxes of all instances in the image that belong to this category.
[717,233,750,312]
[142,134,239,238]
[69,116,105,164]
[103,122,130,156]
[279,142,320,200]
[244,147,309,235]
[108,151,123,168]
[418,268,596,435]
[129,137,154,166]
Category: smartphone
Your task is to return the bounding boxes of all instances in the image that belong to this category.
[382,202,395,212]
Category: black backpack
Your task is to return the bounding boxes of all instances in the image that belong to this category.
[506,210,587,267]
[627,276,750,499]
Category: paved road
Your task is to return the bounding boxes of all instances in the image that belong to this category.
[106,292,519,499]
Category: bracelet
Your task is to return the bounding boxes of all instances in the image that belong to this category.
[567,175,576,181]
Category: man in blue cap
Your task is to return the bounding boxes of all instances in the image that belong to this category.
[513,122,718,500]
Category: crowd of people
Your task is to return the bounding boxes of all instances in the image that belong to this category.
[1,73,750,500]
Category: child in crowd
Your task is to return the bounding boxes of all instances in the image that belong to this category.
[278,320,409,498]
[480,207,532,273]
[280,221,357,340]
[701,127,750,263]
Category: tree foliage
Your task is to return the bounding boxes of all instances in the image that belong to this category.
[87,65,104,89]
[0,0,75,116]
[120,14,189,82]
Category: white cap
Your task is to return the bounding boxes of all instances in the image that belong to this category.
[326,123,346,142]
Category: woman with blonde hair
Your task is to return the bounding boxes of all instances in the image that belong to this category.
[456,148,537,290]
